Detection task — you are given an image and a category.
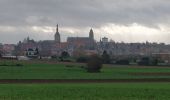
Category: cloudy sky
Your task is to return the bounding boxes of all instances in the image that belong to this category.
[0,0,170,44]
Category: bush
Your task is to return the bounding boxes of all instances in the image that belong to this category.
[138,57,149,66]
[76,56,89,63]
[61,51,70,58]
[138,57,158,66]
[115,59,130,65]
[59,57,64,61]
[15,63,23,67]
[152,58,158,66]
[51,55,58,59]
[102,50,111,64]
[63,59,72,62]
[65,65,74,68]
[86,55,102,73]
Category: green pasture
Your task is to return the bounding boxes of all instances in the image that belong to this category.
[0,83,170,100]
[0,60,170,79]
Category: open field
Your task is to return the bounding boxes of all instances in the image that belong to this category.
[0,60,170,79]
[0,83,170,100]
[0,60,170,99]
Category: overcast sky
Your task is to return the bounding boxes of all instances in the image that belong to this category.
[0,0,170,44]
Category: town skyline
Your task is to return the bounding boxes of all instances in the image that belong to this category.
[19,25,170,45]
[0,24,169,45]
[1,24,170,44]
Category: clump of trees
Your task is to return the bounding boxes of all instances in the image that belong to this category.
[76,56,89,63]
[0,51,3,58]
[86,54,103,73]
[115,59,130,65]
[102,50,111,64]
[59,51,70,62]
[35,48,39,56]
[138,57,158,66]
[61,51,70,58]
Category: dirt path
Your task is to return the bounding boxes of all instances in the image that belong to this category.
[130,72,170,76]
[1,79,170,84]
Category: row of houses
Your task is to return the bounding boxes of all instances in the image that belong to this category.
[1,25,170,64]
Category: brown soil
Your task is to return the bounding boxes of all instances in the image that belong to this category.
[130,72,170,76]
[0,79,170,84]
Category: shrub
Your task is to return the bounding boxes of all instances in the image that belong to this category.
[63,59,72,62]
[51,55,58,59]
[115,59,130,65]
[138,57,149,66]
[15,63,23,67]
[61,51,70,58]
[152,58,158,66]
[65,65,74,68]
[76,56,89,63]
[138,57,158,66]
[102,50,111,64]
[86,55,102,73]
[59,57,64,61]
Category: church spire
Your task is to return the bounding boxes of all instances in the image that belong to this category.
[54,24,61,43]
[56,24,58,33]
[89,28,94,40]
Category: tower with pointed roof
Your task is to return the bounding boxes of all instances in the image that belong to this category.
[54,24,61,43]
[89,28,94,40]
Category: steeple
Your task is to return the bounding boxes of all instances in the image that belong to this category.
[56,24,58,33]
[54,24,61,43]
[89,28,94,40]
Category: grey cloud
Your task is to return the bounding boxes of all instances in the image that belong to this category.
[1,0,170,27]
[0,0,170,43]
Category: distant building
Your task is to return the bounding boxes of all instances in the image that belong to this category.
[84,50,97,56]
[102,37,108,43]
[3,44,15,56]
[152,53,170,64]
[54,24,61,43]
[38,40,56,57]
[67,28,96,50]
[25,48,39,58]
[89,28,94,40]
[0,43,3,54]
[14,24,170,58]
[16,37,38,56]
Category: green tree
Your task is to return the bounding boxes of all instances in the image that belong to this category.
[35,48,39,55]
[0,53,2,58]
[61,51,70,58]
[86,54,103,73]
[102,50,111,64]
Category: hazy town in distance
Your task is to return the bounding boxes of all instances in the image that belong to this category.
[0,24,170,65]
[1,0,170,66]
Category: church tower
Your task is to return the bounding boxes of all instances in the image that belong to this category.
[54,24,61,43]
[89,28,94,40]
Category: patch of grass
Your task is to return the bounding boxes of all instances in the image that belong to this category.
[0,83,170,100]
[0,60,23,67]
[0,60,170,79]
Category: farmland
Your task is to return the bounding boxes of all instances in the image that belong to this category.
[0,83,170,100]
[1,60,170,99]
[0,60,170,79]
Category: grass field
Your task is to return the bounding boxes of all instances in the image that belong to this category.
[1,60,170,100]
[0,83,170,100]
[0,60,170,79]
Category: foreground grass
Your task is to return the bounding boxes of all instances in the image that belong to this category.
[0,83,170,100]
[1,60,170,79]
